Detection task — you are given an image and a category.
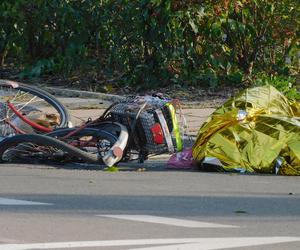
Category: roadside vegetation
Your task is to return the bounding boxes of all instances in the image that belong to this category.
[0,0,299,99]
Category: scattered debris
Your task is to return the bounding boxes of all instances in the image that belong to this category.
[234,210,248,214]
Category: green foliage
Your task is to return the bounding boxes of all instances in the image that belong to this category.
[254,74,300,101]
[1,0,299,89]
[19,59,54,78]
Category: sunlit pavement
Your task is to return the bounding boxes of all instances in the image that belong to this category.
[0,164,299,249]
[67,107,215,137]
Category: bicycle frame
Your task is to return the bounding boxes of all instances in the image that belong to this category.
[7,101,53,133]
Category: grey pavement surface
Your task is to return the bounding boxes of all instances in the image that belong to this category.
[0,165,299,250]
[50,87,219,137]
[47,94,215,138]
[68,107,214,136]
[56,95,215,136]
[47,85,226,109]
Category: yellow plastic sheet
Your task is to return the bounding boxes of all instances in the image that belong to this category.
[192,85,300,175]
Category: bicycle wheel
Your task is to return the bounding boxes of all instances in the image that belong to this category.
[46,128,118,162]
[0,134,98,164]
[0,80,70,136]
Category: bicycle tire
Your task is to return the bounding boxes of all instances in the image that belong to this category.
[0,134,98,163]
[88,122,138,163]
[88,121,123,137]
[47,127,118,163]
[0,79,70,129]
[47,127,118,141]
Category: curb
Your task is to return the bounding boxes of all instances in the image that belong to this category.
[180,99,225,109]
[42,86,223,109]
[43,86,125,102]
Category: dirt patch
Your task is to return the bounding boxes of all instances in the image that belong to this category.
[0,66,240,108]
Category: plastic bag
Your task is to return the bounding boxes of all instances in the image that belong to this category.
[167,148,195,169]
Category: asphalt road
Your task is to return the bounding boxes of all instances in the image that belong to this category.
[0,163,299,250]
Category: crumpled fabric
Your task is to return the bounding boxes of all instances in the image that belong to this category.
[192,85,300,175]
[167,148,194,169]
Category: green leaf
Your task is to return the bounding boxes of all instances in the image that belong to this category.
[189,19,199,34]
[246,24,256,37]
[104,166,119,172]
[211,22,222,37]
[237,23,246,33]
[227,19,237,31]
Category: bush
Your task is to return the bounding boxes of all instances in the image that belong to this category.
[1,0,299,90]
[254,74,300,101]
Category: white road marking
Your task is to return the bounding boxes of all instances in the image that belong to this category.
[0,238,19,244]
[129,237,300,250]
[0,237,299,250]
[97,215,238,228]
[0,198,51,206]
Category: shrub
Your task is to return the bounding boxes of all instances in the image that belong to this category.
[254,74,300,101]
[1,0,299,90]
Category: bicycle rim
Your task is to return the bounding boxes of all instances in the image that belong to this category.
[0,80,70,136]
[0,134,98,164]
[47,128,118,163]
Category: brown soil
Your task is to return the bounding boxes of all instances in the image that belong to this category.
[0,66,241,106]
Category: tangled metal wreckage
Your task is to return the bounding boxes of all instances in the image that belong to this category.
[0,79,299,175]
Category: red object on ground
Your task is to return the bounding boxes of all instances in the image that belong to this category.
[151,123,164,144]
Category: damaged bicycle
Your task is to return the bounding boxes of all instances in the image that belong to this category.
[0,82,187,167]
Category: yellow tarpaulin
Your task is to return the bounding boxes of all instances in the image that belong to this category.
[192,85,300,175]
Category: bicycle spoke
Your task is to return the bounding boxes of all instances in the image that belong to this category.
[14,95,38,110]
[0,81,70,136]
[3,142,63,162]
[10,89,24,103]
[3,125,12,136]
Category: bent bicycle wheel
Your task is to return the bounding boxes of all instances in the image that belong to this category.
[0,80,70,136]
[0,134,98,164]
[47,128,118,163]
